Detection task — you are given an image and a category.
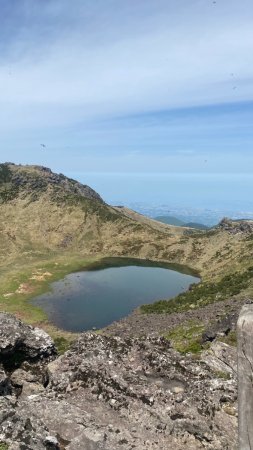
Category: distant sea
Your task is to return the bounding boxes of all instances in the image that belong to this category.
[69,172,253,226]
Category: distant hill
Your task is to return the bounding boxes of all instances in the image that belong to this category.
[185,222,209,230]
[154,215,208,230]
[154,216,185,226]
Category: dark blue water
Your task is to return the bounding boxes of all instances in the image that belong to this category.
[32,258,199,332]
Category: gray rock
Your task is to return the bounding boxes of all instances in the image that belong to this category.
[10,368,46,398]
[0,317,239,449]
[237,305,253,449]
[218,218,253,235]
[0,313,56,369]
[40,333,237,449]
[0,365,11,395]
[44,435,60,449]
[10,368,36,386]
[202,313,237,343]
[201,341,237,375]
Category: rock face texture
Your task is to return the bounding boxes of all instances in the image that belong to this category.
[0,317,238,450]
[103,295,242,339]
[0,312,56,369]
[0,163,104,204]
[218,217,253,234]
[237,305,253,449]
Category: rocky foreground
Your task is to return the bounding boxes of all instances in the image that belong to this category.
[0,313,238,450]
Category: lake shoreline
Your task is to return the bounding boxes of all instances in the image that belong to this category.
[0,254,199,351]
[31,257,199,333]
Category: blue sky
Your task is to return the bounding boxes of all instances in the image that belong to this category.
[0,0,253,209]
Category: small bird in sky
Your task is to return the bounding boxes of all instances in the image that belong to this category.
[40,144,46,148]
[232,86,237,90]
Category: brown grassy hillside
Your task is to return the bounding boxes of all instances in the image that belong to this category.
[0,162,253,345]
[0,163,253,280]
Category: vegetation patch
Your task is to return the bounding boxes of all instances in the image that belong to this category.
[213,370,231,380]
[164,321,206,354]
[217,330,237,347]
[0,443,9,450]
[0,254,99,346]
[141,267,253,314]
[0,164,19,203]
[0,163,12,184]
[54,336,73,354]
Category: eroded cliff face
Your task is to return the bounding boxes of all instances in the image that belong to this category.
[0,313,237,450]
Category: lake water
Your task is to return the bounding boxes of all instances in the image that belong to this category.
[32,258,199,332]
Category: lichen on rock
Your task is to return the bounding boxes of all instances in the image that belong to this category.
[0,315,238,449]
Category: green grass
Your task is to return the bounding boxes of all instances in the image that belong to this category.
[0,443,9,450]
[0,164,48,203]
[184,228,218,238]
[217,330,237,347]
[164,321,206,354]
[0,254,100,347]
[141,266,253,314]
[0,184,18,202]
[213,370,231,380]
[54,336,72,354]
[0,163,12,183]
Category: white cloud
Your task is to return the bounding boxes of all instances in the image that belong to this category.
[0,0,252,135]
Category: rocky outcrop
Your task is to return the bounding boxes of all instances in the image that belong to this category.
[1,163,104,203]
[201,341,237,375]
[0,317,238,450]
[0,312,56,370]
[103,295,243,339]
[201,311,238,344]
[218,217,253,235]
[0,314,57,448]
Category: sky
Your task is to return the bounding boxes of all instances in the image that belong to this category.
[0,0,253,210]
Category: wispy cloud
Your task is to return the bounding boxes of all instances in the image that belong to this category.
[1,1,253,121]
[0,0,252,178]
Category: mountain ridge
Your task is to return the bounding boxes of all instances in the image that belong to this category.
[154,215,209,230]
[1,163,252,279]
[0,162,104,204]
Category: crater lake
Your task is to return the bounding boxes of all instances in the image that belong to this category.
[31,258,199,332]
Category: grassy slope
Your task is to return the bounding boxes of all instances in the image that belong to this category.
[1,163,253,350]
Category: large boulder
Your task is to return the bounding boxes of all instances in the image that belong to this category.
[0,313,56,370]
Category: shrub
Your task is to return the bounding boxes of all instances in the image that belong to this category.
[141,267,253,314]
